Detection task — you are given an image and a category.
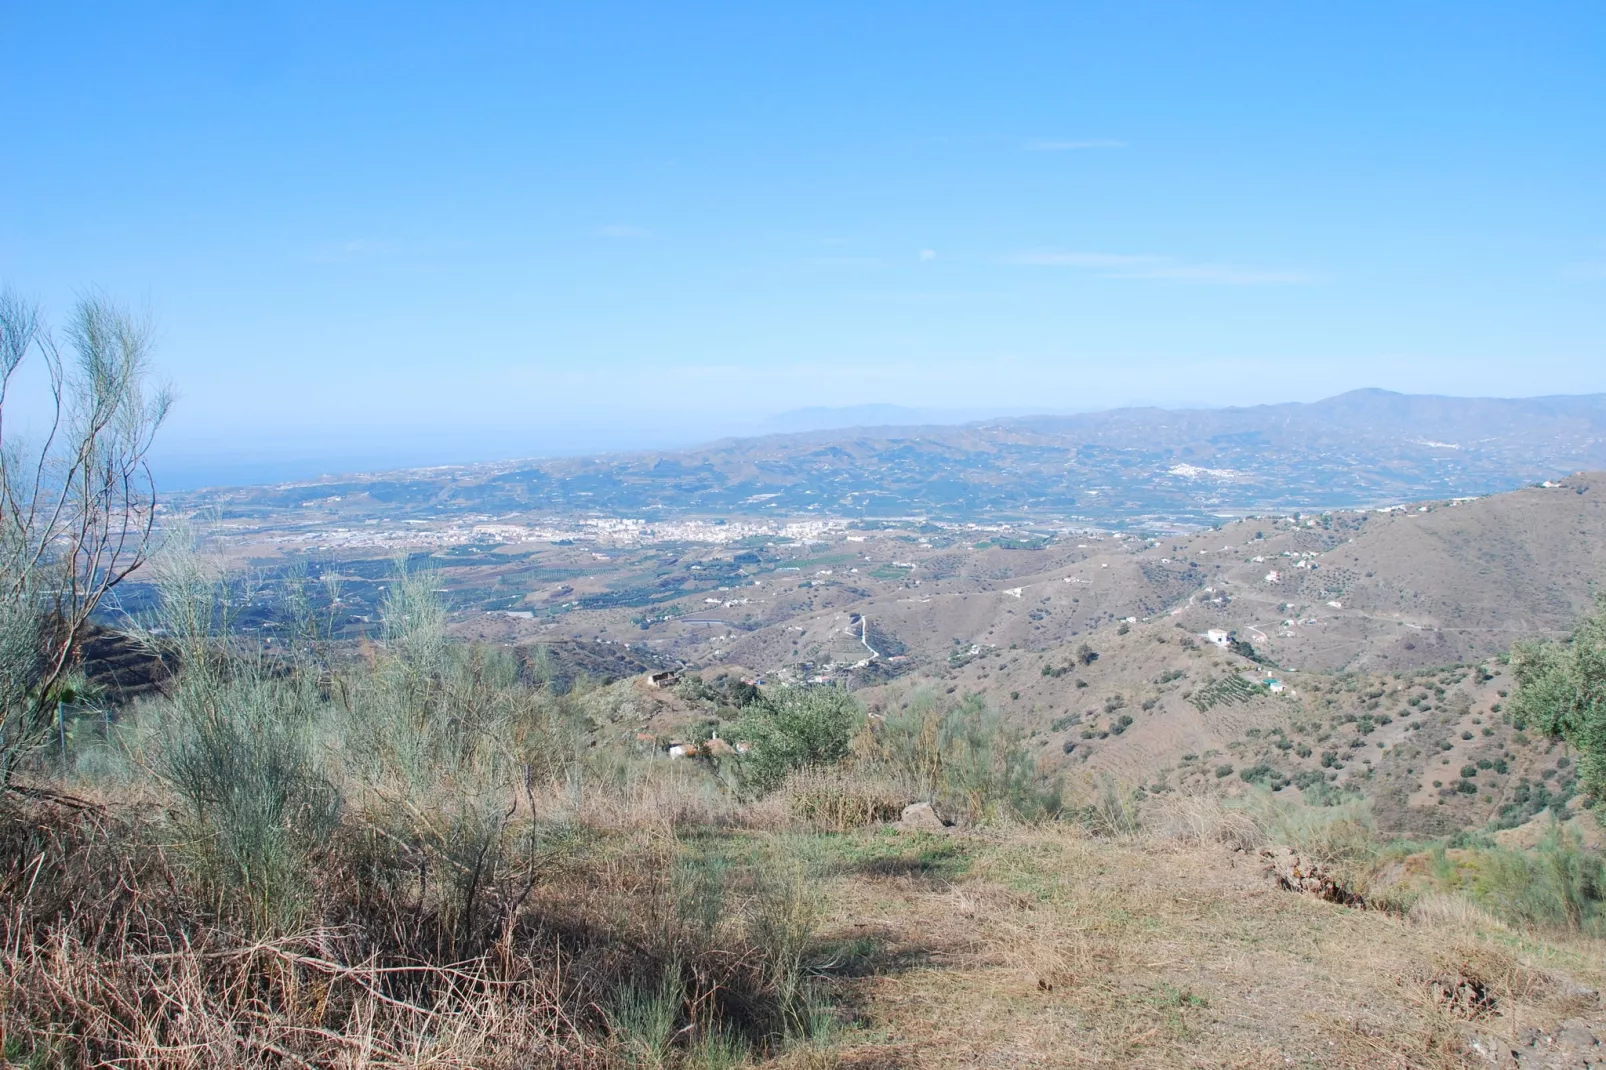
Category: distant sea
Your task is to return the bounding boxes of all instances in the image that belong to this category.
[148,405,1026,492]
[149,433,694,492]
[147,404,1053,491]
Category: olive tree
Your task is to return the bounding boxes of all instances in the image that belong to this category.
[1509,596,1606,816]
[0,289,172,781]
[726,686,860,797]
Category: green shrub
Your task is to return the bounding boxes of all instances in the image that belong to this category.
[1239,763,1287,790]
[160,670,341,933]
[1508,600,1606,813]
[1471,825,1606,932]
[726,687,860,797]
[865,689,1059,822]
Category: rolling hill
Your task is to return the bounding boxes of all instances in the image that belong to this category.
[482,472,1602,838]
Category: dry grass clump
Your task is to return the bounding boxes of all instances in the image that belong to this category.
[0,792,834,1068]
[1142,787,1264,850]
[774,768,906,833]
[1416,942,1549,1019]
[559,756,748,835]
[1407,891,1508,932]
[854,688,1061,824]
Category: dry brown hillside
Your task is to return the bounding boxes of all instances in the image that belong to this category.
[632,473,1606,687]
[1168,471,1606,674]
[896,622,1576,838]
[496,474,1606,841]
[818,476,1605,838]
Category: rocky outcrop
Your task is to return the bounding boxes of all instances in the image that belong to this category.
[1260,846,1364,906]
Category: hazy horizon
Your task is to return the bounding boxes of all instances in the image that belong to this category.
[150,385,1606,491]
[5,2,1603,483]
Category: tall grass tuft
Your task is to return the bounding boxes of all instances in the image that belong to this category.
[746,853,832,1045]
[777,766,905,831]
[606,960,686,1068]
[1470,822,1606,933]
[863,688,1060,823]
[129,533,341,933]
[1245,794,1378,868]
[161,668,341,933]
[1075,774,1145,838]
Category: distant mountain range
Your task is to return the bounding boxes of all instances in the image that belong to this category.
[189,389,1606,527]
[756,403,1013,434]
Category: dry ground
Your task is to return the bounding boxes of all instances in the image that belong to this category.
[6,785,1602,1068]
[785,825,1605,1069]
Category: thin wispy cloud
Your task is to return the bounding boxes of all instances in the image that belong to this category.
[1015,253,1154,268]
[596,223,651,239]
[1011,251,1320,285]
[1027,139,1126,151]
[807,255,883,268]
[311,238,400,264]
[919,249,938,261]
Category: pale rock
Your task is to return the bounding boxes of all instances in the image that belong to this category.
[899,802,950,832]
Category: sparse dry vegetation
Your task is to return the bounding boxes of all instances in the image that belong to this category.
[5,548,1604,1067]
[2,559,849,1067]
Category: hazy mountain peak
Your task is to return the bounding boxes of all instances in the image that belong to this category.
[758,404,995,435]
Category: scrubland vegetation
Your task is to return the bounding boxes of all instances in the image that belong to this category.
[1,534,1077,1066]
[3,548,1605,1067]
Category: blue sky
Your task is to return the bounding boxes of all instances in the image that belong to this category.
[2,2,1603,485]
